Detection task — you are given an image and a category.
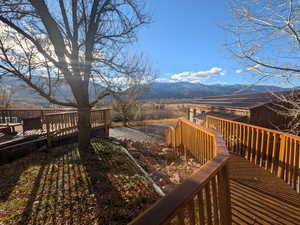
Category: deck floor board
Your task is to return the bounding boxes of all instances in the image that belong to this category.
[228,155,300,225]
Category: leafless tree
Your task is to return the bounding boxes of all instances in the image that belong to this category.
[226,0,300,133]
[0,84,16,109]
[112,82,149,125]
[0,0,152,149]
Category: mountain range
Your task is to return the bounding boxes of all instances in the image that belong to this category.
[140,82,289,99]
[1,77,290,105]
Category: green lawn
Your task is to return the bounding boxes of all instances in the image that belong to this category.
[0,139,159,225]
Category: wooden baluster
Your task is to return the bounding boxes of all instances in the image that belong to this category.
[253,129,259,165]
[209,134,213,159]
[104,110,108,136]
[56,115,59,136]
[241,125,245,157]
[230,123,236,153]
[229,123,232,151]
[196,130,200,161]
[61,114,64,136]
[278,135,286,179]
[45,115,52,147]
[218,166,231,225]
[288,137,293,185]
[284,137,289,182]
[237,124,240,154]
[58,114,62,136]
[224,121,227,147]
[73,112,77,133]
[173,128,176,154]
[207,134,210,160]
[226,121,229,148]
[191,127,195,157]
[265,131,271,170]
[69,113,72,134]
[67,113,71,135]
[259,130,265,167]
[205,133,208,162]
[187,200,196,225]
[232,123,235,153]
[198,190,205,225]
[271,133,278,174]
[205,183,212,225]
[189,128,196,157]
[293,140,299,191]
[250,127,255,162]
[177,208,185,225]
[246,126,250,160]
[200,131,204,164]
[211,177,220,225]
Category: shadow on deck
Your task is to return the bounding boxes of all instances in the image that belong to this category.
[228,155,300,225]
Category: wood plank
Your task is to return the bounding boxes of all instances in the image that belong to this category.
[228,155,300,225]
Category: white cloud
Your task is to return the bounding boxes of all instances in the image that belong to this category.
[155,78,172,82]
[235,69,243,74]
[171,67,226,82]
[247,64,262,71]
[155,77,179,83]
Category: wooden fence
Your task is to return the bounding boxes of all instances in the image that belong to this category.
[0,108,74,124]
[204,115,300,192]
[130,119,231,225]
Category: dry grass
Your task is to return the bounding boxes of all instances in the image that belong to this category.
[0,139,159,225]
[111,118,181,127]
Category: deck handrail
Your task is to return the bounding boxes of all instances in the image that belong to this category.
[43,109,111,139]
[204,115,300,193]
[130,119,231,225]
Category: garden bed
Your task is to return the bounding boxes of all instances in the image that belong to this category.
[118,139,203,194]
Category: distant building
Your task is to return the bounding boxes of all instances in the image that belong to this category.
[188,90,300,132]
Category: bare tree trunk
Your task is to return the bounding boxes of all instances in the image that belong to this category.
[78,107,91,150]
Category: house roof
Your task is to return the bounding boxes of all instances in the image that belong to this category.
[188,90,300,110]
[203,111,247,121]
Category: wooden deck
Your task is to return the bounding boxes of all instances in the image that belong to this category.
[228,155,300,225]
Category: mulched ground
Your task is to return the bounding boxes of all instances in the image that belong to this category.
[0,139,160,225]
[118,139,203,194]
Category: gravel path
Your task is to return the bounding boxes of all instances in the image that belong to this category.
[109,123,174,144]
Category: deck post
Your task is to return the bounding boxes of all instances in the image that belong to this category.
[45,115,52,148]
[104,109,108,137]
[218,164,232,225]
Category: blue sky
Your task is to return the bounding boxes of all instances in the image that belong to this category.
[132,1,290,87]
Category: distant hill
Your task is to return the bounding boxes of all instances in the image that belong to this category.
[140,82,289,99]
[1,77,289,105]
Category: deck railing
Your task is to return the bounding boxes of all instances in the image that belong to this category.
[44,109,111,142]
[130,119,231,225]
[0,108,74,123]
[204,115,300,193]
